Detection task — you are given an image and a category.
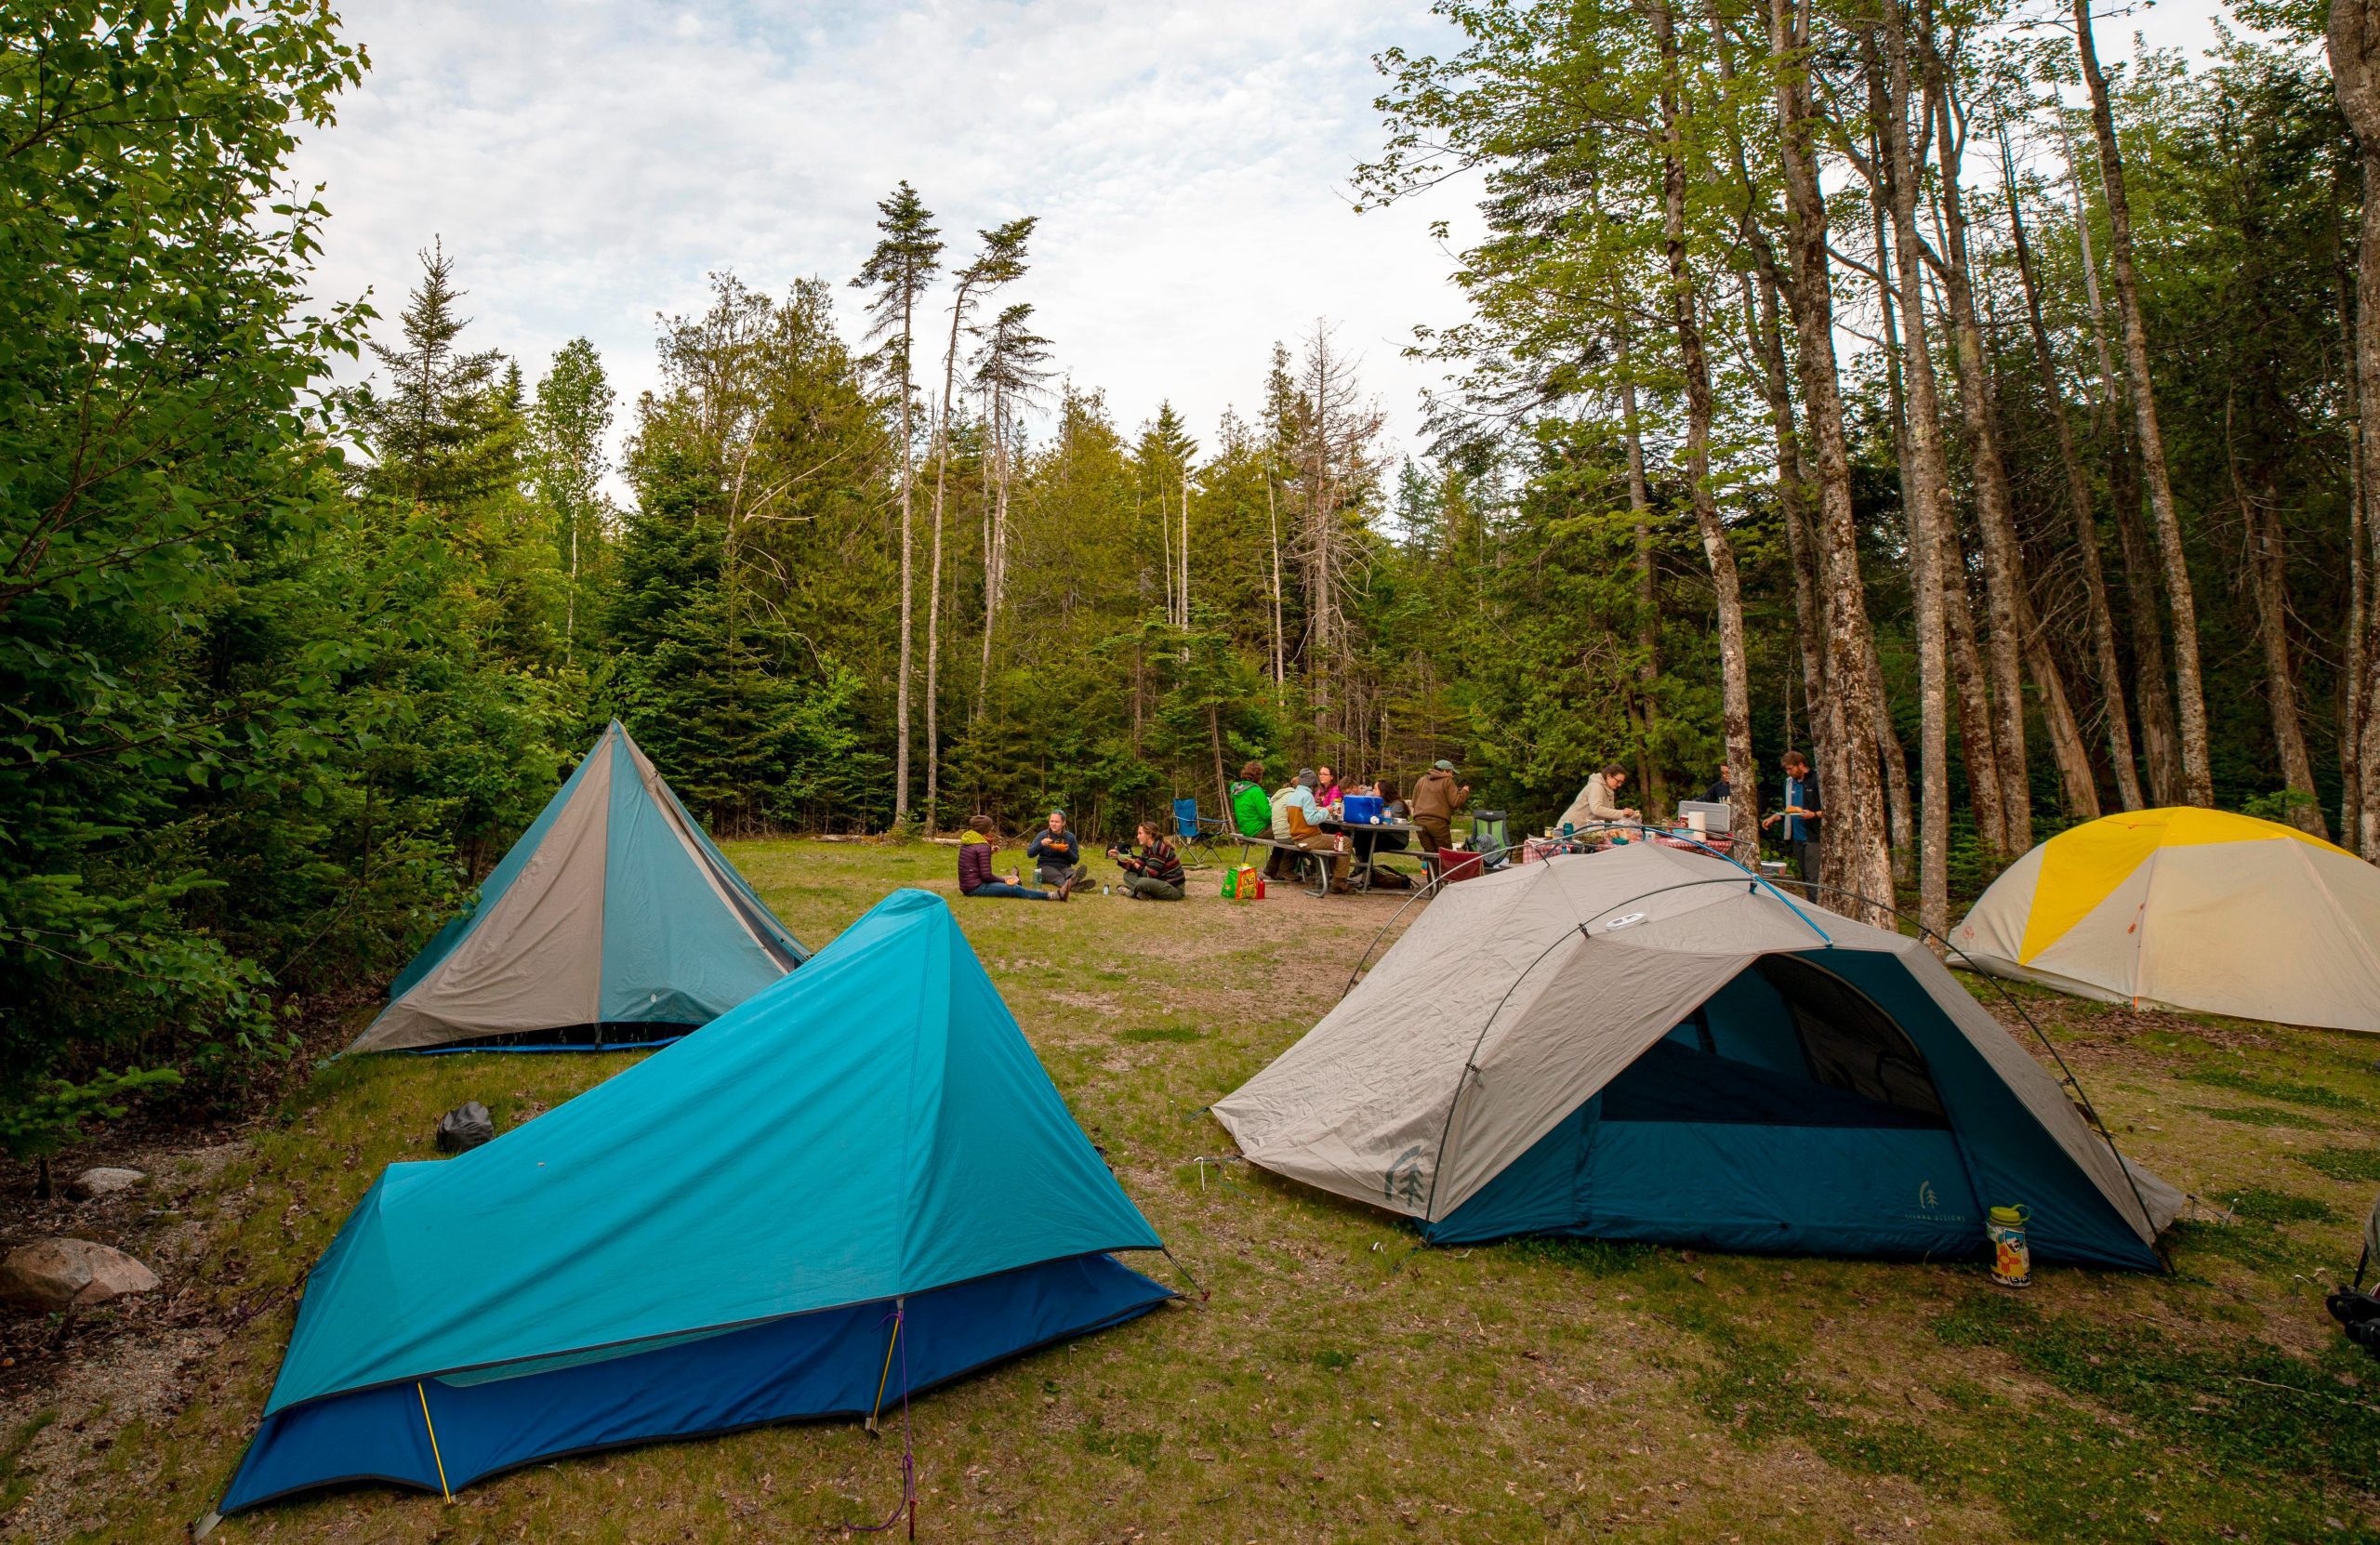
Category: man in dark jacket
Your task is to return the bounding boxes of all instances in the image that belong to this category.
[1108,821,1186,900]
[1759,750,1822,890]
[1025,809,1089,893]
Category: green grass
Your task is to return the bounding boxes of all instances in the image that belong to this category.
[2185,1102,2327,1129]
[33,839,2380,1543]
[0,1413,56,1517]
[2302,1146,2380,1182]
[2181,1064,2371,1112]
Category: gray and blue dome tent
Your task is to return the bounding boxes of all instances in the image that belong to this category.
[1215,845,2181,1267]
[349,721,807,1052]
[217,888,1171,1517]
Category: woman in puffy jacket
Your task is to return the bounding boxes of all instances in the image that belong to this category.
[959,815,1064,901]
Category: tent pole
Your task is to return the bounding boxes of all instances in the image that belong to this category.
[416,1381,453,1503]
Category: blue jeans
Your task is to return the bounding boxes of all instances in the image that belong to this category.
[967,881,1052,900]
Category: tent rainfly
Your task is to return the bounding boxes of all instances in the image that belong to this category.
[1953,807,2380,1035]
[218,889,1171,1515]
[1214,845,2181,1267]
[349,721,807,1052]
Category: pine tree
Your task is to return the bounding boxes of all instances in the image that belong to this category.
[853,183,944,827]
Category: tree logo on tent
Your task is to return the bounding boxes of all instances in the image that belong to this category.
[1385,1145,1427,1209]
[1917,1180,1939,1210]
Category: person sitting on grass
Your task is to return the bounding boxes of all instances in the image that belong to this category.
[1107,821,1186,901]
[959,815,1065,902]
[1025,808,1089,893]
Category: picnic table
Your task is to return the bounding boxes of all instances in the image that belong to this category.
[1318,817,1431,894]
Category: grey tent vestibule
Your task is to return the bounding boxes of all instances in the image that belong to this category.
[347,722,807,1053]
[1213,845,2181,1268]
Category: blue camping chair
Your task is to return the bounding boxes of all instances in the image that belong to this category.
[1171,797,1229,870]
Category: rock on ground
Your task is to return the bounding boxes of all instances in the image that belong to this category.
[66,1167,145,1200]
[0,1239,160,1311]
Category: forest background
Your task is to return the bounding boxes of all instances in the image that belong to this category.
[7,0,2379,1160]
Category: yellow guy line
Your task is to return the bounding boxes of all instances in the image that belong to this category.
[416,1380,453,1502]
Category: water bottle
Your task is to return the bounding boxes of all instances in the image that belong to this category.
[1988,1205,2031,1288]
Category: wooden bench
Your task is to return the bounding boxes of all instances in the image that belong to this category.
[1232,834,1335,898]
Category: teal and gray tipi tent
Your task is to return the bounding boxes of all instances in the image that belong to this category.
[219,888,1171,1514]
[349,721,806,1052]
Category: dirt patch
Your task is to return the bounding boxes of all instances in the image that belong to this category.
[0,1136,258,1541]
[0,1322,223,1540]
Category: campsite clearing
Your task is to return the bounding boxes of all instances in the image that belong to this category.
[8,839,2380,1543]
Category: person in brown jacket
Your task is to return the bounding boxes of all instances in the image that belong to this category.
[1409,759,1470,852]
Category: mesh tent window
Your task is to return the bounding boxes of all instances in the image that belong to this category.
[1755,954,1949,1122]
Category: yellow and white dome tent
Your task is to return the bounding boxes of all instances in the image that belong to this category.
[1953,808,2380,1034]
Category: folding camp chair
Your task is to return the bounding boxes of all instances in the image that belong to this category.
[1171,796,1230,870]
[1470,810,1512,870]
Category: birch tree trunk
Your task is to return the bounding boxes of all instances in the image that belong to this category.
[923,384,949,834]
[2061,115,2183,805]
[2329,0,2380,856]
[1647,0,1754,841]
[1266,472,1286,696]
[1768,0,1896,922]
[1932,67,2098,831]
[2075,0,2215,806]
[1742,273,1828,720]
[2244,474,2328,835]
[2338,262,2367,843]
[975,386,1004,720]
[1616,319,1666,811]
[1875,4,1957,938]
[2004,136,2143,809]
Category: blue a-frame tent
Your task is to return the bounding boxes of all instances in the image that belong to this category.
[218,889,1170,1515]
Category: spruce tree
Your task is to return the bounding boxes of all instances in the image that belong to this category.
[349,240,512,511]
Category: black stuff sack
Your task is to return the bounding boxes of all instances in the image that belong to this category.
[435,1101,496,1154]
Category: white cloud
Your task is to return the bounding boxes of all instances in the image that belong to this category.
[290,0,1480,475]
[289,0,2248,482]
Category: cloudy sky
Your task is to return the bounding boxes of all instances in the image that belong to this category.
[290,0,2250,472]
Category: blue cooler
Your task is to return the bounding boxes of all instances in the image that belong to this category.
[1342,794,1386,825]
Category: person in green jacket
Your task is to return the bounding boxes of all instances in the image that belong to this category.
[1228,759,1271,839]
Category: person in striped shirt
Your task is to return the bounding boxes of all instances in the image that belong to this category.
[1107,820,1187,901]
